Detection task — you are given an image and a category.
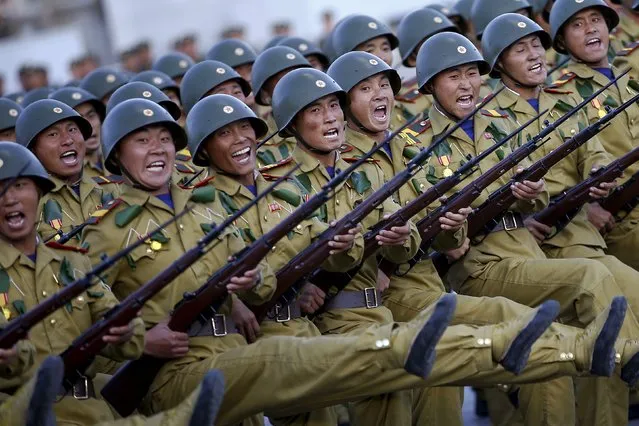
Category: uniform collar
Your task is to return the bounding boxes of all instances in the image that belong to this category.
[49,173,98,204]
[208,168,259,199]
[0,238,62,273]
[494,81,541,117]
[120,181,190,213]
[429,103,492,144]
[567,60,612,88]
[291,145,349,186]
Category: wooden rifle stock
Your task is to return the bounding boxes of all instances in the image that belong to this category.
[599,170,639,218]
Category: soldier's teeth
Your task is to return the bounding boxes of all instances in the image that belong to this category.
[60,151,76,158]
[231,147,250,158]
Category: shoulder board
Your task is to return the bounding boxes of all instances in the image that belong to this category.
[342,157,379,164]
[86,198,123,225]
[178,175,215,190]
[402,76,418,87]
[543,87,573,95]
[480,109,509,118]
[92,175,124,185]
[616,40,639,57]
[258,156,294,173]
[190,185,217,203]
[339,144,354,154]
[175,163,197,174]
[45,241,88,254]
[396,88,422,103]
[176,152,192,162]
[403,119,431,137]
[261,172,284,181]
[549,72,577,88]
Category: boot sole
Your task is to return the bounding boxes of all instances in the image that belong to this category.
[501,300,560,375]
[189,369,225,426]
[591,296,627,377]
[405,293,457,378]
[27,356,64,426]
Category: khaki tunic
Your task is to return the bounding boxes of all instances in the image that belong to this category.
[173,149,208,186]
[256,114,296,167]
[396,77,432,119]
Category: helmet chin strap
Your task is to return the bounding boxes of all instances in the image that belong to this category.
[289,127,334,155]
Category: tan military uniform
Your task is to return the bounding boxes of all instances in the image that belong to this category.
[0,240,144,424]
[37,174,119,243]
[256,114,296,167]
[552,62,639,271]
[83,157,107,181]
[0,315,34,405]
[610,10,639,54]
[613,41,639,81]
[396,76,432,119]
[173,148,208,186]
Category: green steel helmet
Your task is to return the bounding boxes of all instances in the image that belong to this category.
[327,51,401,94]
[63,80,81,87]
[427,4,460,19]
[398,8,458,67]
[471,0,532,38]
[323,15,355,63]
[105,82,181,120]
[550,0,619,54]
[5,92,25,105]
[530,0,549,14]
[16,99,93,149]
[264,35,288,51]
[251,46,312,106]
[272,68,346,138]
[455,0,475,21]
[0,98,22,132]
[186,94,268,167]
[416,31,490,94]
[0,141,55,194]
[49,87,106,121]
[482,13,552,78]
[205,39,258,68]
[332,14,400,57]
[277,37,330,69]
[180,60,251,115]
[21,87,54,108]
[101,98,187,175]
[152,52,195,80]
[131,70,180,95]
[80,67,129,100]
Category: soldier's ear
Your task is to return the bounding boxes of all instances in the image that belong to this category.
[556,35,566,52]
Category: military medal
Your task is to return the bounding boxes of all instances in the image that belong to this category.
[150,241,162,251]
[1,293,10,320]
[591,98,606,119]
[437,155,453,177]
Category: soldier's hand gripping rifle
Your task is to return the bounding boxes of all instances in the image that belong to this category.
[533,145,639,235]
[0,208,191,349]
[598,170,639,221]
[58,166,298,416]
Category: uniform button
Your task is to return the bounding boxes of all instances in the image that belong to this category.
[263,215,268,221]
[146,248,153,254]
[42,291,47,297]
[477,338,484,345]
[484,338,491,345]
[296,225,302,230]
[567,352,574,360]
[560,352,567,360]
[616,353,622,363]
[382,338,390,347]
[271,245,276,251]
[179,224,184,230]
[375,340,384,348]
[336,199,340,205]
[419,183,425,190]
[570,129,576,135]
[77,296,84,302]
[50,319,56,325]
[632,119,635,125]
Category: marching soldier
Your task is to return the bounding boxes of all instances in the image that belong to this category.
[276,37,330,71]
[21,87,54,109]
[15,99,120,242]
[49,87,107,179]
[0,98,21,142]
[131,70,185,126]
[151,52,194,86]
[80,67,129,105]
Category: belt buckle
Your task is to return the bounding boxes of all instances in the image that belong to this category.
[211,314,227,337]
[275,304,291,323]
[502,212,517,231]
[364,287,379,309]
[72,376,89,400]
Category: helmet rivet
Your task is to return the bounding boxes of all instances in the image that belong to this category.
[316,80,326,88]
[53,107,63,114]
[8,109,18,117]
[434,17,443,24]
[179,60,188,68]
[142,90,152,98]
[442,7,450,14]
[369,58,379,65]
[223,105,234,114]
[106,74,116,83]
[299,43,308,51]
[457,46,467,54]
[286,53,296,60]
[143,109,154,117]
[153,77,163,84]
[518,21,527,28]
[575,0,584,3]
[368,22,378,29]
[216,67,226,74]
[234,47,245,56]
[71,92,82,100]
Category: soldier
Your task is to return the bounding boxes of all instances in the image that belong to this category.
[0,98,22,142]
[151,52,195,86]
[251,46,311,166]
[0,141,144,424]
[414,30,639,422]
[549,0,639,270]
[277,37,330,71]
[131,70,185,126]
[607,0,639,51]
[483,12,639,424]
[49,87,107,179]
[15,99,120,242]
[21,87,53,109]
[396,8,458,119]
[80,67,129,105]
[5,93,25,106]
[427,3,470,35]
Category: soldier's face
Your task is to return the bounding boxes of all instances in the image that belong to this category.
[75,103,102,153]
[348,73,394,133]
[431,63,481,120]
[293,94,345,152]
[262,69,291,104]
[561,8,610,66]
[205,81,247,103]
[116,125,176,195]
[0,128,16,142]
[0,178,39,244]
[499,35,547,87]
[355,36,393,67]
[33,119,86,182]
[203,119,257,178]
[306,55,325,71]
[234,64,253,84]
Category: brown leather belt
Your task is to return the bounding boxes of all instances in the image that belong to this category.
[324,287,383,311]
[488,212,525,234]
[188,314,239,337]
[265,302,303,322]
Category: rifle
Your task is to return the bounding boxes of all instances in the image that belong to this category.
[256,130,279,150]
[599,169,639,220]
[60,166,297,415]
[0,209,191,349]
[534,145,639,235]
